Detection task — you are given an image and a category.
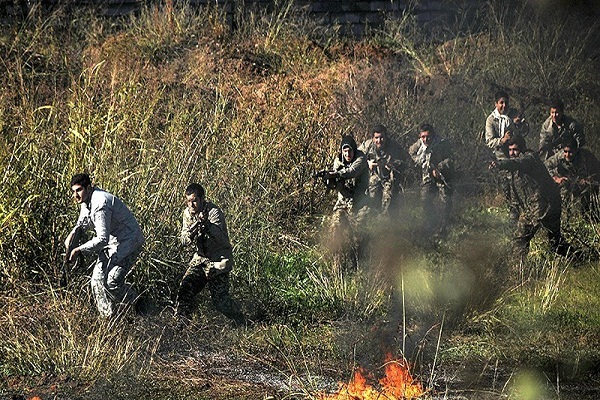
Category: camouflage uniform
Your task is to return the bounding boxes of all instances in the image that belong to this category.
[70,187,144,318]
[325,135,370,268]
[485,108,525,221]
[358,136,404,216]
[408,134,454,235]
[545,148,600,219]
[495,151,573,258]
[539,115,584,160]
[176,201,245,325]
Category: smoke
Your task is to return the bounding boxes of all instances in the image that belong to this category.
[360,190,510,360]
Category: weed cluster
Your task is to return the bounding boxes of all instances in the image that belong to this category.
[1,0,599,397]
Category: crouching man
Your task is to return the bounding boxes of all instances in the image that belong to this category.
[489,135,578,261]
[65,173,144,318]
[175,183,246,328]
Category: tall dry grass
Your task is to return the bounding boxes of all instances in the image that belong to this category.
[0,0,599,394]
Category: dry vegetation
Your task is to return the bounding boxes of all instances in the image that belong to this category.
[1,0,600,398]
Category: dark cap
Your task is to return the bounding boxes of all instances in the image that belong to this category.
[340,135,357,153]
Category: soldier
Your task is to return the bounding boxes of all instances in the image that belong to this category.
[358,124,404,217]
[489,135,577,260]
[484,91,527,222]
[320,135,370,269]
[545,140,600,221]
[408,124,454,237]
[539,99,585,160]
[175,183,245,328]
[485,91,514,161]
[65,173,144,318]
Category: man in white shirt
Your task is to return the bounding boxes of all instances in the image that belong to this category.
[65,173,145,318]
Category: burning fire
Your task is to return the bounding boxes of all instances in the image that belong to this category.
[318,355,424,399]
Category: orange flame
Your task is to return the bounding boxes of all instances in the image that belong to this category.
[318,355,424,399]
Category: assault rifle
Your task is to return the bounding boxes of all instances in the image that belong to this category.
[314,169,342,190]
[428,165,451,189]
[436,170,451,189]
[60,224,85,287]
[368,154,405,181]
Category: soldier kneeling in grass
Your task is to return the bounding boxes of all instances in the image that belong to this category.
[489,135,580,262]
[545,139,600,222]
[174,183,246,329]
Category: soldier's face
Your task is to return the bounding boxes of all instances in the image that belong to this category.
[550,107,563,124]
[186,192,204,215]
[342,146,354,162]
[71,184,92,204]
[508,144,521,158]
[373,132,385,149]
[563,146,575,162]
[495,97,509,115]
[420,130,433,146]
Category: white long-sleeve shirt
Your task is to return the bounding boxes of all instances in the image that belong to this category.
[73,187,144,260]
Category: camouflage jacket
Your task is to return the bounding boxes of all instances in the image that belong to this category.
[358,137,404,180]
[545,148,600,186]
[496,151,561,218]
[408,135,454,185]
[331,150,370,212]
[539,115,584,159]
[181,201,233,265]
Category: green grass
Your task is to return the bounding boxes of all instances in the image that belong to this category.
[1,0,600,398]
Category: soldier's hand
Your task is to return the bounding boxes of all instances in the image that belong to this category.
[64,232,73,249]
[553,176,568,185]
[501,131,512,143]
[69,247,81,262]
[367,159,377,171]
[325,171,337,180]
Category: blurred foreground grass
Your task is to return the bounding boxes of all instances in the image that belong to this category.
[1,1,600,398]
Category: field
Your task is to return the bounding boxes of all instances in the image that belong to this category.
[1,0,600,398]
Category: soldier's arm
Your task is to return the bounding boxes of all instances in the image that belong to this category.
[77,198,111,255]
[334,153,368,179]
[539,119,553,153]
[544,155,568,184]
[408,141,420,165]
[434,141,454,176]
[181,210,197,247]
[386,142,404,170]
[544,154,560,177]
[571,119,585,148]
[495,153,535,172]
[205,207,230,246]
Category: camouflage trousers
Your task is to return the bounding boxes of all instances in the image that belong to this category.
[175,258,245,325]
[420,182,452,235]
[327,203,371,271]
[368,174,401,216]
[513,201,573,259]
[91,245,141,318]
[560,185,600,222]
